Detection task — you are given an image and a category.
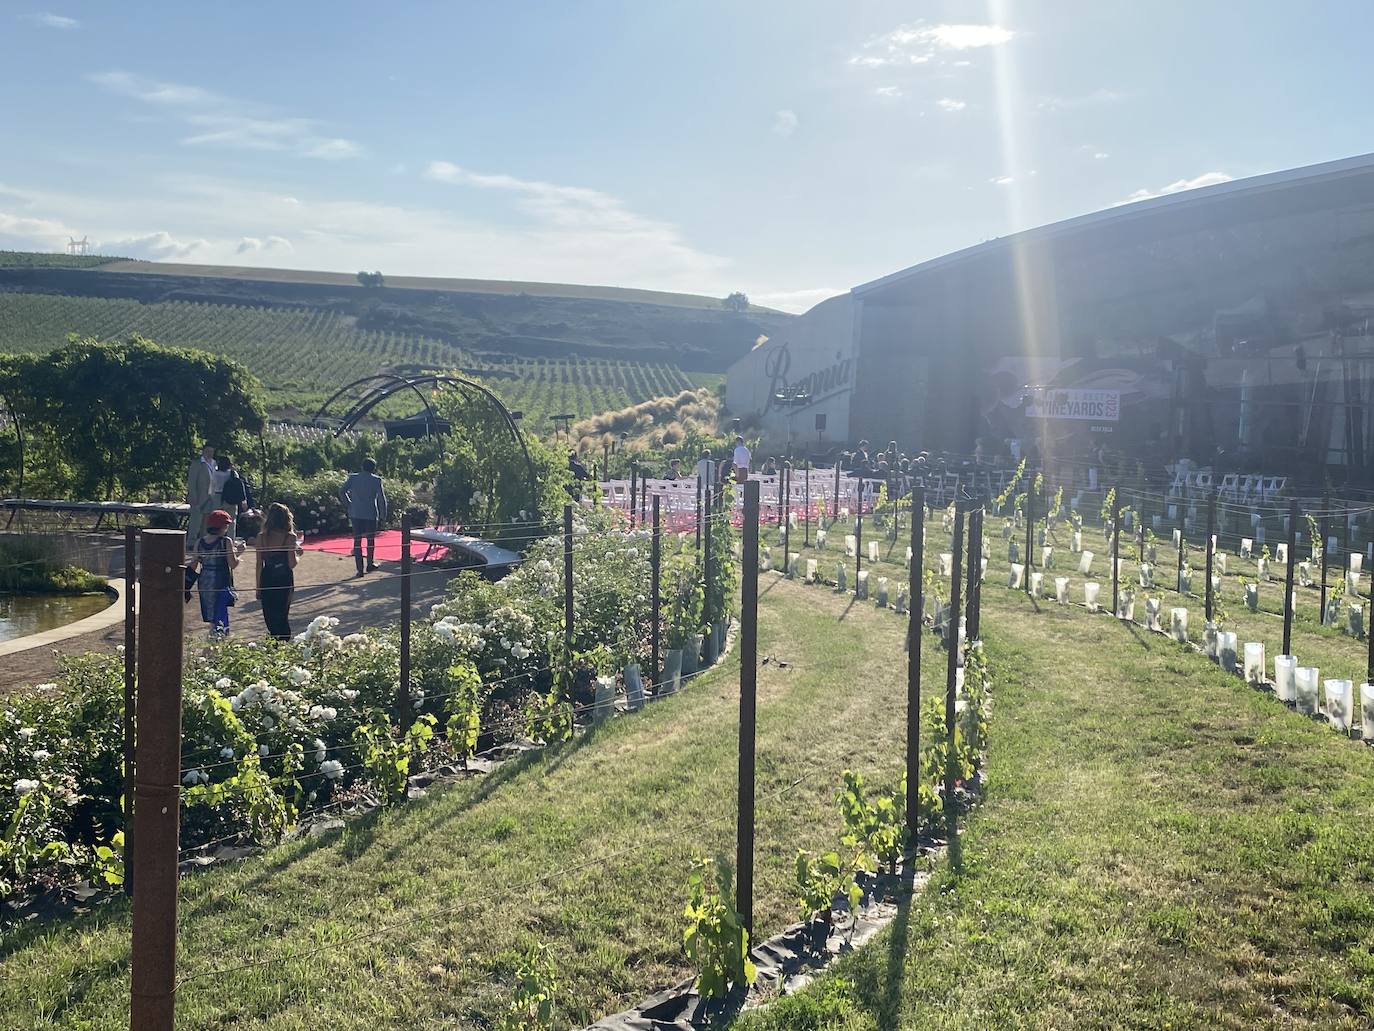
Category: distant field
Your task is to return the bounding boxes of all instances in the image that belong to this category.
[0,291,704,429]
[0,250,121,270]
[95,258,778,313]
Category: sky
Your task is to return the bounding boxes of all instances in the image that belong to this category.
[3,1,1373,313]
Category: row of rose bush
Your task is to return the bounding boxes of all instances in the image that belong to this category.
[1,507,735,900]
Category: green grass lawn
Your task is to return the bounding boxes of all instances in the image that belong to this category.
[740,511,1374,1030]
[7,506,1374,1030]
[0,576,935,1030]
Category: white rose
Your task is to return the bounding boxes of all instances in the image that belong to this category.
[32,750,51,761]
[320,759,344,781]
[13,778,39,796]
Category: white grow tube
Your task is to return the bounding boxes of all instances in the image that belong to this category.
[1170,607,1189,643]
[1084,581,1101,612]
[1055,576,1069,604]
[1324,679,1353,731]
[1243,642,1265,684]
[1294,666,1319,715]
[1273,655,1297,702]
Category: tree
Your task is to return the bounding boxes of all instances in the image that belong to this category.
[4,336,265,500]
[722,291,749,313]
[357,270,385,288]
[431,387,570,542]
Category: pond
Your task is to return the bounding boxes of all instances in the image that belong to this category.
[0,592,112,644]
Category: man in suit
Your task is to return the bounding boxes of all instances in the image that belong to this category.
[339,458,388,577]
[186,444,215,546]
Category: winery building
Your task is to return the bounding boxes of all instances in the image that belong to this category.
[727,152,1374,481]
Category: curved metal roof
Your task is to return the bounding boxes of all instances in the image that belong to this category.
[852,151,1374,299]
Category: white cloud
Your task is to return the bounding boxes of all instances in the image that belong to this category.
[772,109,799,137]
[0,163,731,295]
[936,97,967,112]
[235,235,293,255]
[1116,171,1234,206]
[852,22,1013,68]
[873,86,903,98]
[989,175,1014,186]
[27,11,78,28]
[1094,152,1109,160]
[88,71,362,160]
[104,231,207,260]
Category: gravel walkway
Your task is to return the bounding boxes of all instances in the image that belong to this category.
[0,547,460,693]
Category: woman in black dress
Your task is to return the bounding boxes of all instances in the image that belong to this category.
[255,503,300,641]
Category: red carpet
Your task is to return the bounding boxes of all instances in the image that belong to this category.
[300,529,434,563]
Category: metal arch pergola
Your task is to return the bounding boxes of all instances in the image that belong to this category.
[311,373,541,508]
[0,390,25,528]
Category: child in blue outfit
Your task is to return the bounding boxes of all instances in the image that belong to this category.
[190,509,241,637]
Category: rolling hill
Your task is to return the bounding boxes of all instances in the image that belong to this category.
[0,253,789,429]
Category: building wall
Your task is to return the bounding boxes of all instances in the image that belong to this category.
[849,158,1374,467]
[726,154,1374,474]
[725,294,856,453]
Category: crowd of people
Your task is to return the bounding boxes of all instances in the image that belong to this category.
[184,448,386,641]
[176,432,965,644]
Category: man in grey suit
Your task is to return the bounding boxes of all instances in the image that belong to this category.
[339,458,388,577]
[186,444,215,546]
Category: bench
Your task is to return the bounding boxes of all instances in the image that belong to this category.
[411,529,521,572]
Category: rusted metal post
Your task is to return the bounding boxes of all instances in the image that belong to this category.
[1111,488,1121,619]
[563,504,575,697]
[122,525,137,895]
[399,515,411,718]
[833,459,841,519]
[129,528,185,1031]
[736,479,760,936]
[651,494,661,696]
[1367,562,1374,685]
[1284,498,1298,655]
[1176,505,1186,596]
[966,504,983,637]
[804,462,811,547]
[855,482,864,586]
[629,463,638,529]
[944,501,965,843]
[781,463,791,573]
[906,482,925,841]
[695,477,703,552]
[1320,510,1330,620]
[703,485,714,628]
[1205,491,1216,621]
[1024,484,1034,597]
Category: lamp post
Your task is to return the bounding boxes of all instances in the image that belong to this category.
[772,388,812,461]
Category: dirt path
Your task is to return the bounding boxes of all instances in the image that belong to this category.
[0,548,460,692]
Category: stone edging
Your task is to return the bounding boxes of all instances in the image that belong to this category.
[0,579,126,659]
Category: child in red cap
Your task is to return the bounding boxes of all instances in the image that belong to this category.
[190,509,241,637]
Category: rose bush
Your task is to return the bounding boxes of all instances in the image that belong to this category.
[2,511,720,899]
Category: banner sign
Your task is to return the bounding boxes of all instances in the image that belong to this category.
[1026,388,1120,422]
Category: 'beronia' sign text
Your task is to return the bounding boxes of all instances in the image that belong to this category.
[763,343,853,413]
[1026,388,1120,422]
